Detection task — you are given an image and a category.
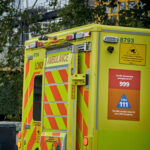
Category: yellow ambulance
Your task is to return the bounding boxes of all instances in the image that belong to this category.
[17,24,150,150]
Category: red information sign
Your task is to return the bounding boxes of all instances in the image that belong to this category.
[108,69,140,121]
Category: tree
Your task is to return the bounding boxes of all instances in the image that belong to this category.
[58,0,110,29]
[57,0,150,29]
[0,0,149,121]
[0,0,42,120]
[0,70,22,120]
[0,0,23,120]
[117,0,150,28]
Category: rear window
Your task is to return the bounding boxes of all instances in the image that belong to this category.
[33,75,42,121]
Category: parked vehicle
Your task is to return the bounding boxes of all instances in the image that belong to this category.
[18,24,150,150]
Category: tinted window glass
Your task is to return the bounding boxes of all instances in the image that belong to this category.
[128,1,136,10]
[111,6,117,13]
[33,75,42,121]
[111,15,117,25]
[120,2,126,10]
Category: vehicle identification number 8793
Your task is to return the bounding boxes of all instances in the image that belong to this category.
[120,37,134,44]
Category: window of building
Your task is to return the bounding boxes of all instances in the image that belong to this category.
[111,15,117,25]
[119,2,126,11]
[111,6,117,13]
[128,1,136,10]
[57,0,69,8]
[106,7,109,14]
[33,75,42,121]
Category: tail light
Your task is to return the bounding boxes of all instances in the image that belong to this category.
[66,34,74,41]
[83,137,88,146]
[37,42,43,47]
[17,141,21,148]
[18,131,21,139]
[50,40,58,43]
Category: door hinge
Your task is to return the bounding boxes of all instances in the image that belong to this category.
[72,74,86,85]
[83,42,91,52]
[72,42,91,53]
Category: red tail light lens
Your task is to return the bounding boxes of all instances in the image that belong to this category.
[83,137,88,146]
[66,35,73,41]
[50,40,58,43]
[18,131,21,139]
[37,42,43,47]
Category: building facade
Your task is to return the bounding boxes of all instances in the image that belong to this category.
[96,0,139,24]
[20,0,95,42]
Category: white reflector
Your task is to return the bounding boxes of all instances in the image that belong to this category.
[76,32,84,39]
[104,36,118,43]
[25,45,30,49]
[30,42,36,48]
[84,32,91,37]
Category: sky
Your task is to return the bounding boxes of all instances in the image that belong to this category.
[22,0,48,9]
[22,0,69,9]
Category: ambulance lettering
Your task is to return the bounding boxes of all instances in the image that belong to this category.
[47,53,69,64]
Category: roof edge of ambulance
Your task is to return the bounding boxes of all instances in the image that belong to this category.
[100,24,150,34]
[25,23,98,45]
[25,23,150,45]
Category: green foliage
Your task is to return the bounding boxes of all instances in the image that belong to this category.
[94,1,110,24]
[0,0,149,121]
[0,0,24,120]
[58,0,94,28]
[118,0,150,28]
[0,71,22,120]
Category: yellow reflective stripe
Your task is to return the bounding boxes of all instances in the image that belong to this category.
[24,92,33,117]
[43,116,66,130]
[82,95,88,125]
[24,72,30,92]
[43,103,67,130]
[23,61,36,121]
[64,103,67,109]
[78,90,88,132]
[44,103,61,116]
[44,86,55,101]
[55,117,66,130]
[22,94,33,138]
[76,126,83,149]
[57,85,68,101]
[44,74,49,85]
[43,110,52,129]
[51,70,64,83]
[25,127,34,146]
[75,52,90,150]
[45,85,68,101]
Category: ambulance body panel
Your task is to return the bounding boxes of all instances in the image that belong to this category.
[18,24,150,150]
